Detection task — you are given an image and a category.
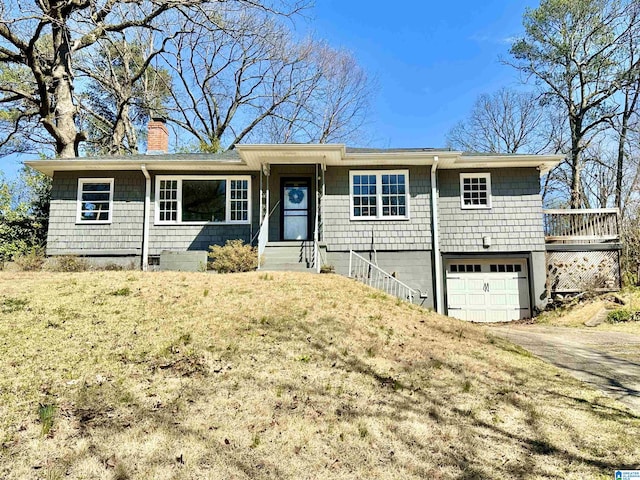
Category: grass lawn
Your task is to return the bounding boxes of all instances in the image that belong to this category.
[1,271,639,479]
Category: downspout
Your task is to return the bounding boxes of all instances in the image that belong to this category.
[141,165,151,272]
[431,157,443,314]
[314,163,320,273]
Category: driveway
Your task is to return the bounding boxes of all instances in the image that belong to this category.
[489,324,640,412]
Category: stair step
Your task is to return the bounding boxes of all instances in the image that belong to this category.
[261,255,314,266]
[263,250,308,256]
[260,263,316,272]
[261,241,316,272]
[266,241,311,247]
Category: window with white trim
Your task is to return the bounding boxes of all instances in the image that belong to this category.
[77,178,114,223]
[155,175,251,224]
[460,173,491,209]
[350,170,409,220]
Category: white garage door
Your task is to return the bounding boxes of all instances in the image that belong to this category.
[446,259,531,322]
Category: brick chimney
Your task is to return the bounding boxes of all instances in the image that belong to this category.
[147,117,169,154]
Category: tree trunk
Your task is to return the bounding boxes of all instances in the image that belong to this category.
[111,103,129,155]
[615,81,640,214]
[615,112,629,211]
[51,17,82,158]
[569,120,583,209]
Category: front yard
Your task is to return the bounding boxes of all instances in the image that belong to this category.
[1,271,639,479]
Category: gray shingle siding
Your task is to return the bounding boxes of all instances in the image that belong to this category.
[437,168,545,253]
[47,171,144,255]
[148,224,254,254]
[47,166,547,266]
[47,170,260,257]
[323,166,432,251]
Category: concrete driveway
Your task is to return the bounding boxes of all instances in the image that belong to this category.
[489,324,640,413]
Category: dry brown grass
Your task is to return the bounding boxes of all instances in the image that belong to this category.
[538,287,640,334]
[537,299,609,328]
[1,271,639,479]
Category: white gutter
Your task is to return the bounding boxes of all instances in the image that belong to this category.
[141,165,151,272]
[431,157,443,314]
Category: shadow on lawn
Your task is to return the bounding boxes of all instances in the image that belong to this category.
[488,331,640,419]
[291,319,640,478]
[44,307,640,479]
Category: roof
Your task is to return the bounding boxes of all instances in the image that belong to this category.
[345,147,447,154]
[24,144,564,176]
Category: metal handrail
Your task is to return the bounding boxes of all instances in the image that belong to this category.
[348,250,418,303]
[313,189,320,273]
[256,199,280,269]
[250,199,281,246]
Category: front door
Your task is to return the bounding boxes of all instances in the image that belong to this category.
[281,179,311,240]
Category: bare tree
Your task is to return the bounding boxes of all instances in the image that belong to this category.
[508,0,640,208]
[446,87,557,154]
[160,11,312,151]
[255,43,372,145]
[445,87,573,207]
[160,9,372,150]
[0,0,309,157]
[619,128,640,215]
[77,31,173,155]
[612,3,640,211]
[0,0,179,157]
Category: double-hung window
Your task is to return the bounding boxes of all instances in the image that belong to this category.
[155,175,251,224]
[460,173,491,209]
[350,170,409,220]
[76,178,114,224]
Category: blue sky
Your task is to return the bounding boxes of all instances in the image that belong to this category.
[0,0,538,180]
[307,0,538,148]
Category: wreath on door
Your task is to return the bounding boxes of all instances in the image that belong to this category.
[288,188,305,205]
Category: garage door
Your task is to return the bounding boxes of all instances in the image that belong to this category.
[445,259,530,322]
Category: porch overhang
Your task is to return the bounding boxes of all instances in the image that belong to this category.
[236,144,344,169]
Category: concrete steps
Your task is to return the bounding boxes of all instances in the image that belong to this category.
[260,242,316,272]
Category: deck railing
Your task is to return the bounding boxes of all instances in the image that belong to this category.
[348,251,417,303]
[543,208,620,243]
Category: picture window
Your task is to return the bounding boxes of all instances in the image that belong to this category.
[155,176,250,224]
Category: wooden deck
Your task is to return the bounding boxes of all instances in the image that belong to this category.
[544,209,621,293]
[543,208,620,244]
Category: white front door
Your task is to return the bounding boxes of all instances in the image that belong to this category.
[282,180,310,240]
[446,259,531,322]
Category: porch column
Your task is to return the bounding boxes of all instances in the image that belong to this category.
[260,163,269,224]
[321,162,326,241]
